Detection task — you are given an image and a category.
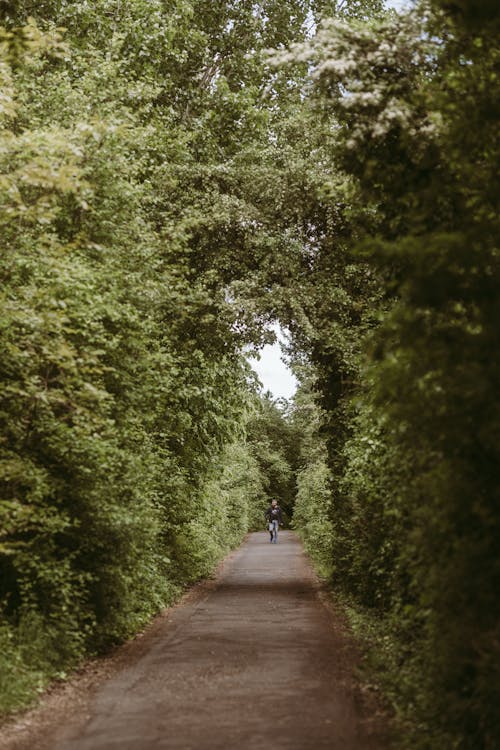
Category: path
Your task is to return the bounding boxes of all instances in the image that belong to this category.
[30,532,387,750]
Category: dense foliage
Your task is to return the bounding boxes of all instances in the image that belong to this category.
[1,1,498,748]
[0,0,309,714]
[277,3,500,748]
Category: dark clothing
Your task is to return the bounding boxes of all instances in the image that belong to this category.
[265,504,283,525]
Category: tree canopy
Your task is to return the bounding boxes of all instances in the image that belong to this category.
[0,1,498,747]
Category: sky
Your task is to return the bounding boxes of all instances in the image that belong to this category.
[385,0,412,8]
[248,326,298,401]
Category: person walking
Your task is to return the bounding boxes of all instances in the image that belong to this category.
[265,499,283,544]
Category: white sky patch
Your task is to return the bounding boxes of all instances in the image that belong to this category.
[248,325,298,401]
[385,0,413,9]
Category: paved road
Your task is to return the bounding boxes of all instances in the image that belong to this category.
[51,532,386,750]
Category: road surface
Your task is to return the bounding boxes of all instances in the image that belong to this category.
[35,532,387,750]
